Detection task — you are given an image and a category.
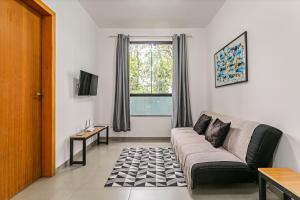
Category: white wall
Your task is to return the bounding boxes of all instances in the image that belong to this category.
[206,0,300,170]
[42,0,300,170]
[96,28,208,137]
[43,0,100,167]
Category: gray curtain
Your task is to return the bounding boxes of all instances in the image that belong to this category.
[172,34,193,128]
[113,34,131,132]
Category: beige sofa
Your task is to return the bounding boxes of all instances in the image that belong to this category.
[171,111,282,189]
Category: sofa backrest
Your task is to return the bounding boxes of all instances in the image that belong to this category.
[201,111,258,162]
[201,111,282,169]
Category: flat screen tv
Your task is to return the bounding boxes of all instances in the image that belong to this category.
[78,70,98,96]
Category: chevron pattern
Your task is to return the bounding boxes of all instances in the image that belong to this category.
[105,147,187,187]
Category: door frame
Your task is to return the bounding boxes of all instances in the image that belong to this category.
[22,0,56,177]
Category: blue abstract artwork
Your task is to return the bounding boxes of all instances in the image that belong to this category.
[214,32,248,87]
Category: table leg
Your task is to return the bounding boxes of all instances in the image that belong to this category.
[106,126,109,144]
[70,138,74,165]
[97,132,100,145]
[259,175,266,200]
[283,193,291,200]
[83,139,86,166]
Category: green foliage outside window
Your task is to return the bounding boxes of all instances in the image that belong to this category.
[129,43,173,94]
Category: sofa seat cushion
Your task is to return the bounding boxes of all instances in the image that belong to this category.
[184,145,244,167]
[183,148,244,187]
[176,136,212,166]
[178,142,234,167]
[171,127,195,141]
[171,127,197,154]
[191,161,255,188]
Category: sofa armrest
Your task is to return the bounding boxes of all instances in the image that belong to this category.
[246,124,282,170]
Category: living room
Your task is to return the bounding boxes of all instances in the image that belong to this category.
[1,0,300,199]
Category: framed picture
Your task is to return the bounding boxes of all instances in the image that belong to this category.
[214,31,248,88]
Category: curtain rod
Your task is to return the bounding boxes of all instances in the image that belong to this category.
[108,35,192,38]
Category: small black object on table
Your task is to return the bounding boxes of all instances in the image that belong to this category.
[70,126,109,166]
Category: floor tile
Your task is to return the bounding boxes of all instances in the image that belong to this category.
[11,141,281,200]
[11,188,74,200]
[68,188,131,200]
[129,187,193,200]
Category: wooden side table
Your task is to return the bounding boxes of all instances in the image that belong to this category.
[258,168,300,200]
[70,126,109,166]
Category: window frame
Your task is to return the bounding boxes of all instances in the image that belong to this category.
[130,41,173,45]
[130,93,172,97]
[129,41,173,117]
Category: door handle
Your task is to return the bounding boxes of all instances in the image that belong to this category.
[36,92,43,99]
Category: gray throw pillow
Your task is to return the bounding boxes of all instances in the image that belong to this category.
[205,118,231,147]
[193,114,212,135]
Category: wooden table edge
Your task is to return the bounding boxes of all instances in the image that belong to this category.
[70,127,107,139]
[258,168,300,199]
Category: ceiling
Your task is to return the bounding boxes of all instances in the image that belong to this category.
[78,0,225,28]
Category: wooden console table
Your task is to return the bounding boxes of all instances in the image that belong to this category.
[258,168,300,200]
[70,126,109,166]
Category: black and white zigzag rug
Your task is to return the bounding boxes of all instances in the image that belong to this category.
[105,147,187,187]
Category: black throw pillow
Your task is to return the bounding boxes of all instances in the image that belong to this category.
[205,118,231,147]
[193,114,212,135]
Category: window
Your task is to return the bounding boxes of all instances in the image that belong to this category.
[129,41,173,116]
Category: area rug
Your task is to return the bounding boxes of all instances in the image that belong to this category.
[104,147,187,187]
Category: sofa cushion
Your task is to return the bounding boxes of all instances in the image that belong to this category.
[171,127,195,147]
[205,118,231,147]
[193,114,212,135]
[178,137,235,167]
[183,149,244,187]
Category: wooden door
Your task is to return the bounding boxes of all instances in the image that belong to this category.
[0,0,42,199]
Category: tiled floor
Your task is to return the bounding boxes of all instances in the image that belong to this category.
[12,142,280,200]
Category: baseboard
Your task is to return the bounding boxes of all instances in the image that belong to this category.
[56,140,98,173]
[107,137,170,142]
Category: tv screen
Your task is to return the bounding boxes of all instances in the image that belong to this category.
[78,70,98,96]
